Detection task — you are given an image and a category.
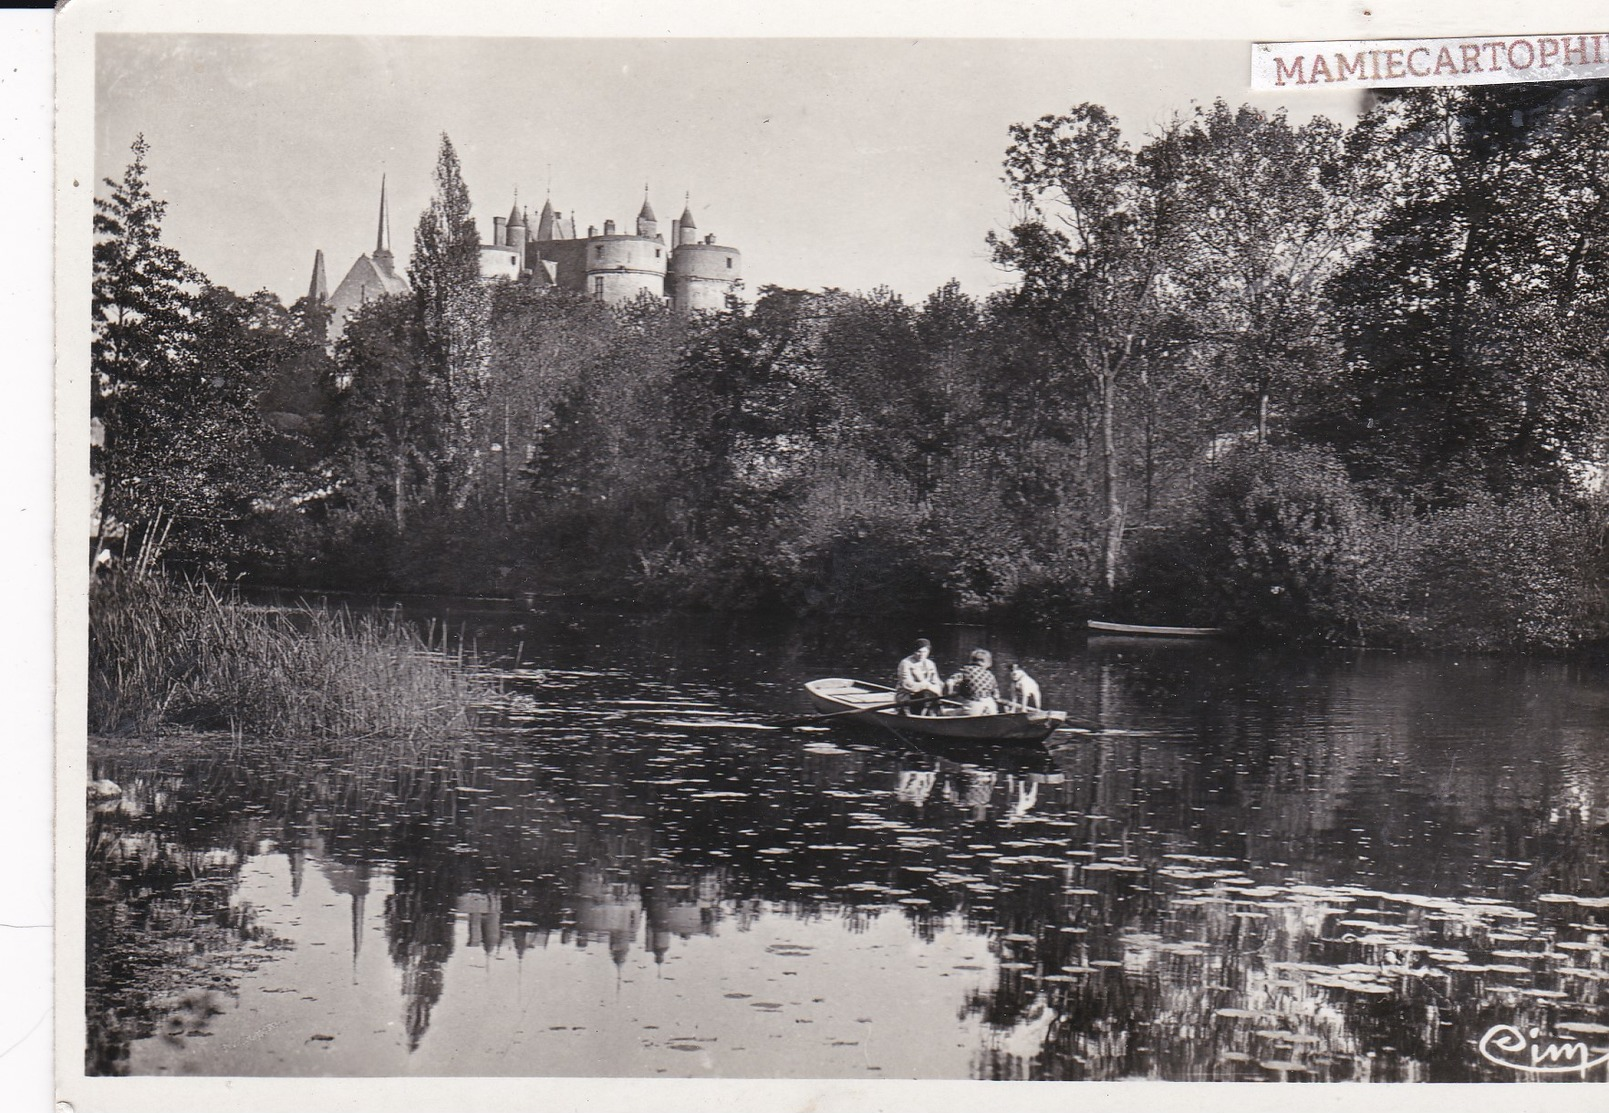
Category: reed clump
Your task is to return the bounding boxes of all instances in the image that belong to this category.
[89,572,491,745]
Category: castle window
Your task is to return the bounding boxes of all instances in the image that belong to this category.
[595,245,604,258]
[655,248,661,258]
[594,276,604,297]
[726,257,733,269]
[509,255,516,264]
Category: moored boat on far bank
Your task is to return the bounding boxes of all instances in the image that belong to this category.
[1087,620,1225,638]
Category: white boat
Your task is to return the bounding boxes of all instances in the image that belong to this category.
[1087,620,1225,638]
[803,678,1066,743]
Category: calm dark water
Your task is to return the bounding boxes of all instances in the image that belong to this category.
[87,602,1609,1080]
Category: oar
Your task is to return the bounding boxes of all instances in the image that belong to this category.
[775,688,969,728]
[773,701,904,728]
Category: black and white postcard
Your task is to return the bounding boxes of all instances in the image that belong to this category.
[55,2,1609,1110]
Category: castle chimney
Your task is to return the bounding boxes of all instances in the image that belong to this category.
[493,216,506,246]
[603,219,616,236]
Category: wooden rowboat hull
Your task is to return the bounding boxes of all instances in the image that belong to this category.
[1087,620,1224,638]
[804,678,1066,744]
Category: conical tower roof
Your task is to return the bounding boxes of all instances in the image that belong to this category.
[679,198,697,229]
[508,199,525,228]
[536,197,555,241]
[308,249,328,303]
[375,175,393,255]
[639,194,657,222]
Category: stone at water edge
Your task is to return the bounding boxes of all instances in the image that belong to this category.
[87,779,122,800]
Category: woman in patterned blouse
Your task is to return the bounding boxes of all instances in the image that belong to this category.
[945,648,1000,715]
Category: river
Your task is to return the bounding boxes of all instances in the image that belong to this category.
[85,599,1609,1082]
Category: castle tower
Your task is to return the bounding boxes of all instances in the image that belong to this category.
[581,204,668,303]
[479,193,529,281]
[667,197,740,313]
[536,197,556,242]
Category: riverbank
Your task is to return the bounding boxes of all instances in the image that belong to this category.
[88,572,493,746]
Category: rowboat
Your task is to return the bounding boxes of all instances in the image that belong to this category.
[803,678,1067,743]
[1087,620,1224,638]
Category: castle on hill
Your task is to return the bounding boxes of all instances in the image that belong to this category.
[311,178,743,338]
[480,190,742,314]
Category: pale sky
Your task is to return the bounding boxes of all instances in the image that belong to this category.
[95,35,1363,307]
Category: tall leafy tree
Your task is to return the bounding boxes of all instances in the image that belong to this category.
[1319,84,1609,501]
[989,105,1172,591]
[93,136,281,570]
[93,135,202,552]
[328,295,433,533]
[411,133,491,505]
[1145,102,1372,444]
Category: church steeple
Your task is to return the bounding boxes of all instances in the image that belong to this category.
[375,175,393,258]
[308,249,328,303]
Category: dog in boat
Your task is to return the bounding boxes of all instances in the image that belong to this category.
[1007,664,1041,711]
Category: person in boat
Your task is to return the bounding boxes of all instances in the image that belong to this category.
[896,638,944,715]
[945,648,1001,715]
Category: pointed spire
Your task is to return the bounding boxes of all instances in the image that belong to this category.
[375,174,392,256]
[508,194,524,229]
[536,197,555,241]
[639,185,656,223]
[308,249,328,303]
[679,192,697,229]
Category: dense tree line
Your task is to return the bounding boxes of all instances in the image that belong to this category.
[92,87,1609,649]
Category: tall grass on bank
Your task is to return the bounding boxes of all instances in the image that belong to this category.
[89,572,491,744]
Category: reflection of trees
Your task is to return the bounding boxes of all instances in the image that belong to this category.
[87,638,1608,1079]
[85,768,288,1076]
[385,786,468,1051]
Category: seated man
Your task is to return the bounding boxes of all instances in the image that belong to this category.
[895,638,944,715]
[945,648,1000,715]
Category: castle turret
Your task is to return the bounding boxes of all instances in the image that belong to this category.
[675,198,698,246]
[506,201,527,270]
[536,198,556,241]
[636,189,658,239]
